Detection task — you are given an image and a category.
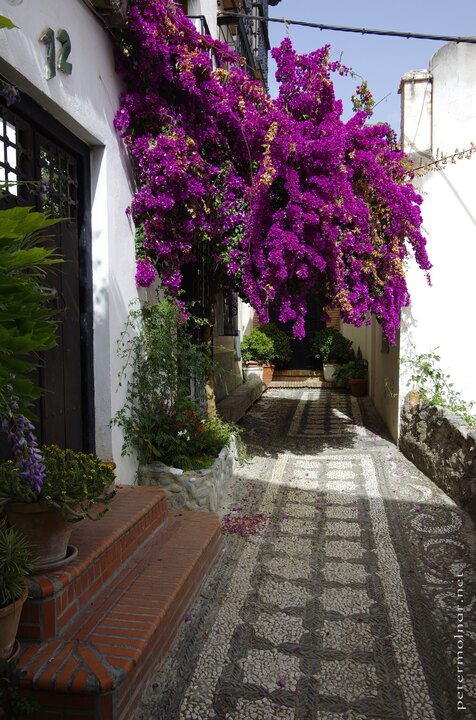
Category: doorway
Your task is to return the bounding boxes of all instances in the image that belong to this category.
[0,93,94,451]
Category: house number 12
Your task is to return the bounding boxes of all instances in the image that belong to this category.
[40,28,72,80]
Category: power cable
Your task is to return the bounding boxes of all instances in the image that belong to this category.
[218,12,476,45]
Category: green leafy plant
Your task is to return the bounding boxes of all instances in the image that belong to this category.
[259,323,292,367]
[112,300,238,469]
[241,329,275,365]
[171,413,240,470]
[403,348,476,427]
[0,448,116,521]
[311,327,353,364]
[0,520,34,608]
[0,200,62,417]
[0,15,17,31]
[0,657,39,719]
[334,347,368,384]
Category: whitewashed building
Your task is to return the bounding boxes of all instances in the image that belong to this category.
[0,0,139,482]
[0,0,281,479]
[342,40,476,441]
[398,42,476,420]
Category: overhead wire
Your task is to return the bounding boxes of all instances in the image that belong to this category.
[218,12,476,45]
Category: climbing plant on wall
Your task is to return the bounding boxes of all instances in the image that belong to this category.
[115,0,431,343]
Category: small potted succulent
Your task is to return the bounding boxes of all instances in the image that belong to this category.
[334,347,369,396]
[0,520,35,660]
[0,403,116,572]
[311,327,353,381]
[241,328,275,385]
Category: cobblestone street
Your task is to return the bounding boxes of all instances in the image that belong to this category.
[137,389,476,720]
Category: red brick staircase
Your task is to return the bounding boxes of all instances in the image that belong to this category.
[16,486,222,719]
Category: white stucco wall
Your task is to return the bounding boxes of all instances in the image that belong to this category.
[188,0,218,40]
[0,0,138,482]
[342,319,400,441]
[343,45,476,441]
[399,43,476,424]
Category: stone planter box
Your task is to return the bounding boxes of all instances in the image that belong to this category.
[399,393,476,515]
[139,436,238,513]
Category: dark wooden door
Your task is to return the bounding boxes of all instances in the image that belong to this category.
[0,95,94,452]
[273,294,326,370]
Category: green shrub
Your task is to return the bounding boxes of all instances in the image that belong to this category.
[112,300,239,469]
[259,323,292,367]
[311,327,353,364]
[334,347,368,383]
[0,199,62,417]
[241,329,275,365]
[403,348,476,427]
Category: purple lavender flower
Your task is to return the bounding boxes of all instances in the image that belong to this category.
[1,395,45,493]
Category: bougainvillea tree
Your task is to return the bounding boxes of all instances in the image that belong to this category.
[114,0,271,310]
[115,0,431,343]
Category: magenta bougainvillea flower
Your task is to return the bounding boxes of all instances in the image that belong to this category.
[115,0,430,342]
[221,512,268,537]
[135,258,157,287]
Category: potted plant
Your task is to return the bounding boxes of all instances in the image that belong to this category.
[241,328,275,385]
[112,300,239,472]
[259,322,292,369]
[0,405,116,571]
[334,347,369,396]
[0,520,35,660]
[311,327,353,381]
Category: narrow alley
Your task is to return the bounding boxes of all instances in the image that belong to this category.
[137,388,476,720]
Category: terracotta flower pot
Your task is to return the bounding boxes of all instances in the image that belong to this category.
[348,378,368,397]
[6,502,74,570]
[262,364,275,387]
[0,584,28,660]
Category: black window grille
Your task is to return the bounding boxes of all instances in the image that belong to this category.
[223,291,239,336]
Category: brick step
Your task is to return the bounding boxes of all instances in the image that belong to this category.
[273,369,323,378]
[20,486,168,643]
[18,506,222,720]
[269,379,338,388]
[270,370,338,389]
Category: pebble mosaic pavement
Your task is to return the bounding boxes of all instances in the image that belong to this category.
[136,389,476,720]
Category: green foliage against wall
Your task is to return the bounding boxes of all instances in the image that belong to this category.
[0,201,62,416]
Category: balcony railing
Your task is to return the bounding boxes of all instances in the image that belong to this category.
[188,15,218,70]
[217,5,269,87]
[84,0,128,28]
[187,14,211,37]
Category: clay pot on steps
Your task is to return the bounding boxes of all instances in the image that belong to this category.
[0,584,28,659]
[262,364,275,387]
[348,378,368,397]
[6,503,76,572]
